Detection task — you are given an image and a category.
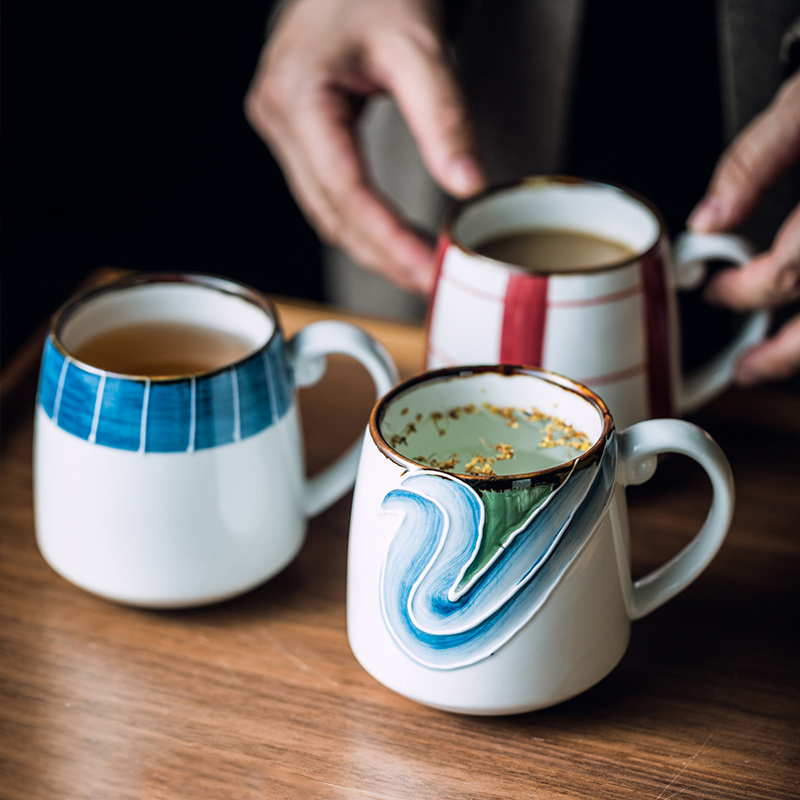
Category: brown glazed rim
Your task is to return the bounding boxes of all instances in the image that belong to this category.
[49,271,280,382]
[442,174,668,276]
[369,363,615,491]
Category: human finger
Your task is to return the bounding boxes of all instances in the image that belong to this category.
[704,201,800,311]
[688,72,800,233]
[284,88,437,293]
[736,312,800,386]
[370,23,487,198]
[245,43,436,293]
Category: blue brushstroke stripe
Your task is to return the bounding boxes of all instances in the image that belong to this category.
[265,335,293,420]
[96,377,146,451]
[194,370,236,450]
[144,379,192,453]
[57,363,101,440]
[237,351,274,439]
[36,331,293,452]
[37,338,66,419]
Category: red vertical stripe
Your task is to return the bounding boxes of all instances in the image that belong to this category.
[640,245,673,418]
[425,233,451,364]
[500,273,549,366]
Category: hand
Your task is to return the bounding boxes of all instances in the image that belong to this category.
[688,71,800,386]
[245,0,487,295]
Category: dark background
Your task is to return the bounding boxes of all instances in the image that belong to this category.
[1,1,322,368]
[1,1,726,368]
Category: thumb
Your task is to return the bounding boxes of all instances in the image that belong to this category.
[372,32,487,198]
[704,200,800,311]
[688,72,800,233]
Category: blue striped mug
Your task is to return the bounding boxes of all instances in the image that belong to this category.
[34,273,397,607]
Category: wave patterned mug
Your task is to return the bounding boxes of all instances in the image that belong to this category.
[34,273,397,607]
[347,365,734,714]
[426,176,769,429]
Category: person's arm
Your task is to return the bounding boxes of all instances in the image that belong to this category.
[245,0,486,295]
[688,71,800,385]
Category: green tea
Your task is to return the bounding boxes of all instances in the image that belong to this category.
[386,402,591,477]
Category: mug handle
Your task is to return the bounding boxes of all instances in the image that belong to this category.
[617,418,734,620]
[288,321,398,517]
[672,231,770,413]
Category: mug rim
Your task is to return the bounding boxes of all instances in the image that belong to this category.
[441,174,667,276]
[370,364,615,488]
[48,271,280,382]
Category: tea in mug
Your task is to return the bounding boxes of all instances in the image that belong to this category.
[72,321,255,377]
[385,402,592,477]
[473,227,636,273]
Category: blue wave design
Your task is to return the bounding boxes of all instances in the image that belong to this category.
[379,439,616,668]
[37,332,293,452]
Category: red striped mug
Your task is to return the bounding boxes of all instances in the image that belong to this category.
[426,176,769,429]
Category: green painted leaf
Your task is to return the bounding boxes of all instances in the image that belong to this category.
[456,483,555,593]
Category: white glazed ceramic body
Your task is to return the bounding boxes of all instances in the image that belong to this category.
[347,366,734,715]
[34,273,397,607]
[426,177,769,429]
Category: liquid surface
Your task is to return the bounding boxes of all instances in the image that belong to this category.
[473,227,637,272]
[71,321,256,376]
[386,403,592,477]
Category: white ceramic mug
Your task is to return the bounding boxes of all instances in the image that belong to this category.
[34,273,398,607]
[427,176,769,429]
[347,365,734,714]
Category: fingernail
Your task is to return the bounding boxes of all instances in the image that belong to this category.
[687,195,725,232]
[446,155,485,197]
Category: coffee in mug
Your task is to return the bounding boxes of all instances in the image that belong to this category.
[473,227,637,272]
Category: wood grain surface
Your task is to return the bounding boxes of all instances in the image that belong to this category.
[1,295,798,799]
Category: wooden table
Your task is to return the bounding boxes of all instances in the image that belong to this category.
[1,294,798,799]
